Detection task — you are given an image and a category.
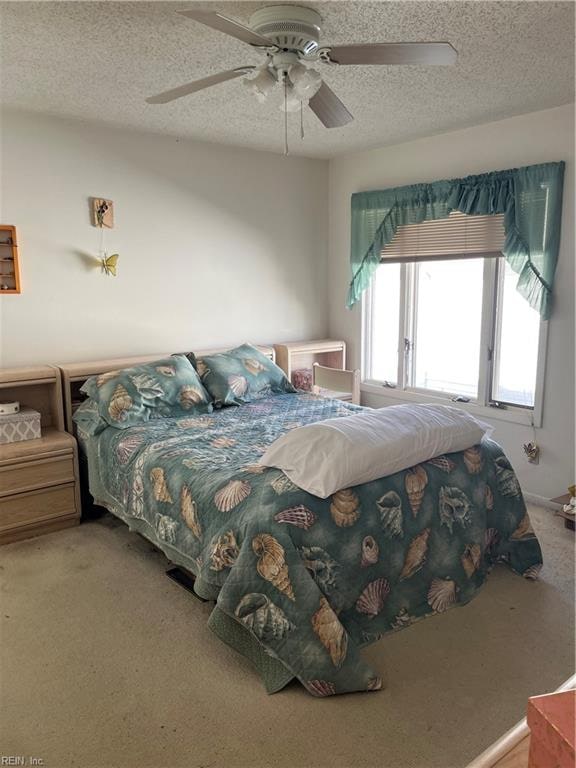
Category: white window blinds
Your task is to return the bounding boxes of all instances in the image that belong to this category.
[380,211,506,262]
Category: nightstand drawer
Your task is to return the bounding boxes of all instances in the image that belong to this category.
[0,455,75,497]
[0,483,77,532]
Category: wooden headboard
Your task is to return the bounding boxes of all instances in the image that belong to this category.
[57,345,275,433]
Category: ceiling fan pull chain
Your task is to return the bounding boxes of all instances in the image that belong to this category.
[300,101,305,140]
[283,73,289,155]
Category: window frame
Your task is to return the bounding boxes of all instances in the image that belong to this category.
[361,257,548,428]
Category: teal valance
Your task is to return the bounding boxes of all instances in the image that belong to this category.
[347,161,565,319]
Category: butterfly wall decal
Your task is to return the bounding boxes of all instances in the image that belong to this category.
[101,253,119,276]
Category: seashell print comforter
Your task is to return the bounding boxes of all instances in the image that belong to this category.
[76,393,543,697]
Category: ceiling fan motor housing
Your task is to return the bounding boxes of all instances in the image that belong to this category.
[249,6,322,55]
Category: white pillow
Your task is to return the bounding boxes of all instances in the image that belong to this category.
[259,403,492,498]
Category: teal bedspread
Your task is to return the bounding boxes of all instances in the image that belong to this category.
[76,393,542,696]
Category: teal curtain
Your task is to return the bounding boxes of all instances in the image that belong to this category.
[347,161,565,319]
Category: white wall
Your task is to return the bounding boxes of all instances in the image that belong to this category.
[328,104,575,499]
[1,106,573,499]
[0,110,329,366]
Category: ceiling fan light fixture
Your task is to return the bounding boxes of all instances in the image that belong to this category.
[243,64,277,102]
[289,62,322,99]
[279,85,302,113]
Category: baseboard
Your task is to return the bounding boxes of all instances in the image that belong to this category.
[523,492,560,509]
[465,674,576,768]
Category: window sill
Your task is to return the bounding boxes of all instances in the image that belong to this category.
[361,381,540,427]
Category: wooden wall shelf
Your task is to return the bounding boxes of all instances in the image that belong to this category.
[0,225,21,294]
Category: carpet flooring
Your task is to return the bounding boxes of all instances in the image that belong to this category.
[1,504,573,768]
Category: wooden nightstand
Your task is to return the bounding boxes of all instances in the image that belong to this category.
[274,340,349,396]
[0,366,81,544]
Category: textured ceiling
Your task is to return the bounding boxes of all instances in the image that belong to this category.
[0,1,574,158]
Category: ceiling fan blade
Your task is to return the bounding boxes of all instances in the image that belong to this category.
[326,42,458,66]
[147,67,253,104]
[308,82,354,128]
[178,10,273,47]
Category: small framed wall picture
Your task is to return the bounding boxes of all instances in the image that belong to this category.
[92,198,114,228]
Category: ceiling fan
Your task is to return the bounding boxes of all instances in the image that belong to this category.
[146,5,458,129]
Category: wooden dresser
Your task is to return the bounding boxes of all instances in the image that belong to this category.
[0,366,81,544]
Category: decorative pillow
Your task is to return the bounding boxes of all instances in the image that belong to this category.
[72,398,109,437]
[172,351,197,370]
[259,403,493,498]
[196,343,296,406]
[81,355,212,429]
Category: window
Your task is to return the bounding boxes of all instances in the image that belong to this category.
[370,262,401,384]
[412,259,484,399]
[364,216,546,415]
[491,260,541,407]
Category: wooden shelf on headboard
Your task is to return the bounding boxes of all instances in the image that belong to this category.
[0,365,64,430]
[274,340,346,386]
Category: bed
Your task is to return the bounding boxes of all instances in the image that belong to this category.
[67,350,543,697]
